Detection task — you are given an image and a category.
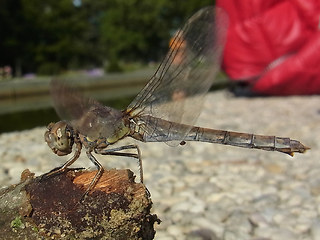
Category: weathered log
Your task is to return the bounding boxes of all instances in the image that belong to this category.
[0,168,160,239]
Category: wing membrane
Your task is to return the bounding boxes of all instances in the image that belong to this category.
[50,79,124,140]
[128,7,228,144]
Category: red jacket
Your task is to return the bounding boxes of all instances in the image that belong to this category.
[217,0,320,95]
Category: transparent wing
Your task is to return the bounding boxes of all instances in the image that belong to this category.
[127,7,228,145]
[50,79,124,140]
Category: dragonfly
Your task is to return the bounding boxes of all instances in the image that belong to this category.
[43,7,309,198]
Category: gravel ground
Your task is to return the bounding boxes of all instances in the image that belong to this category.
[0,90,319,240]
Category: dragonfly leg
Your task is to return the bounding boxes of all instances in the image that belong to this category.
[95,144,143,183]
[80,151,104,200]
[41,141,82,180]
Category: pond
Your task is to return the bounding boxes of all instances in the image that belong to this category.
[0,96,134,133]
[0,69,153,133]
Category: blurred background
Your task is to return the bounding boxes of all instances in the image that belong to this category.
[1,0,320,133]
[0,0,213,133]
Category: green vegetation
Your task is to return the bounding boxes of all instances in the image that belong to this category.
[10,216,25,231]
[0,0,213,76]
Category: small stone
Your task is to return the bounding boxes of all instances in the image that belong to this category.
[166,225,183,237]
[254,227,298,240]
[286,194,303,207]
[170,201,191,212]
[224,229,251,240]
[191,217,224,239]
[251,194,280,208]
[186,228,219,240]
[264,163,285,174]
[310,178,320,195]
[154,231,176,240]
[311,219,320,240]
[224,210,252,240]
[273,212,290,225]
[249,213,269,228]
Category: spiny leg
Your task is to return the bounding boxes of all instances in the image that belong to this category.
[95,144,143,183]
[41,141,82,180]
[80,151,104,200]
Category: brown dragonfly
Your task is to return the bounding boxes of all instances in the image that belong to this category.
[43,7,309,198]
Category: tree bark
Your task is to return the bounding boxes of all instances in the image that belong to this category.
[0,168,160,240]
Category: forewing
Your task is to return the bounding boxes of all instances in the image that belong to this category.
[127,7,228,144]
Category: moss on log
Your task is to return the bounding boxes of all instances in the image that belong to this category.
[0,169,160,240]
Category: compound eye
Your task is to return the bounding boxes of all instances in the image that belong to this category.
[44,121,73,156]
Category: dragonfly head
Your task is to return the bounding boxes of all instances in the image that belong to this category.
[44,121,74,156]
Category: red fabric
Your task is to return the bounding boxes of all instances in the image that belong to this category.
[217,0,320,95]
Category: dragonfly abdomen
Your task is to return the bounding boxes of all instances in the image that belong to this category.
[130,116,308,156]
[187,127,309,156]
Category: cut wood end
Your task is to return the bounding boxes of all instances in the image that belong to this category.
[21,168,160,239]
[73,169,145,196]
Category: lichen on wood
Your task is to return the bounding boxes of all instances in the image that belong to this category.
[0,168,160,240]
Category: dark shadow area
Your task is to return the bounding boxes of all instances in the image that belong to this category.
[0,96,133,133]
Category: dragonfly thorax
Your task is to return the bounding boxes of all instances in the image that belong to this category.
[44,121,75,156]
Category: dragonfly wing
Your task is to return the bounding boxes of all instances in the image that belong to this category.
[50,79,123,140]
[127,7,228,145]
